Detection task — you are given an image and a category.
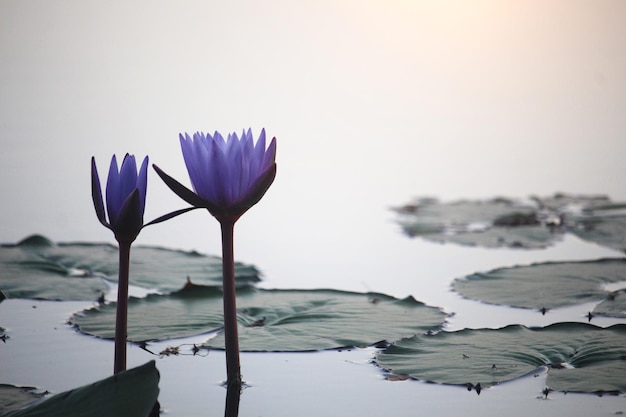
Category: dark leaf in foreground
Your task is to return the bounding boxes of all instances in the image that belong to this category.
[4,360,159,417]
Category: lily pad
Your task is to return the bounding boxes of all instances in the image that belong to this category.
[569,203,626,253]
[375,322,626,393]
[70,286,226,341]
[393,193,626,251]
[4,360,159,417]
[70,286,447,351]
[0,235,260,301]
[453,258,626,314]
[0,385,44,416]
[592,289,626,318]
[393,197,555,249]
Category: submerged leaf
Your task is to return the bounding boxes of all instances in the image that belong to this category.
[453,258,626,314]
[375,323,626,393]
[70,287,447,351]
[4,360,159,417]
[0,235,260,300]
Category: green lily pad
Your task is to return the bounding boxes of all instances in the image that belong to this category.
[4,360,159,417]
[393,197,553,248]
[592,289,626,318]
[393,193,626,251]
[0,385,45,416]
[70,286,226,341]
[70,286,447,351]
[0,235,260,301]
[375,322,626,393]
[569,203,626,253]
[453,258,626,314]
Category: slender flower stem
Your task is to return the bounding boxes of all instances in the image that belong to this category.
[114,240,132,374]
[224,382,242,417]
[220,219,242,387]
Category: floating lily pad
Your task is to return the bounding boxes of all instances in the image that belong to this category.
[375,322,626,393]
[4,360,159,417]
[393,193,626,251]
[453,258,626,315]
[0,385,44,415]
[592,289,626,318]
[569,203,626,253]
[0,235,260,301]
[70,286,226,341]
[70,286,446,351]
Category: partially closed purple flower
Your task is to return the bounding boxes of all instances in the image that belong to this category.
[154,128,276,222]
[91,154,148,243]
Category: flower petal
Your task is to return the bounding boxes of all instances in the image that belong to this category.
[114,188,143,242]
[136,156,149,214]
[105,155,121,224]
[262,136,277,171]
[231,163,277,219]
[152,164,220,212]
[118,154,138,207]
[161,129,277,223]
[91,157,110,229]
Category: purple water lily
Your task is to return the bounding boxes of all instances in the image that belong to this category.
[153,128,277,387]
[154,128,276,222]
[91,154,148,243]
[91,153,149,374]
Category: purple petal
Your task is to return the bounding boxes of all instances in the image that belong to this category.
[90,157,110,228]
[118,154,138,207]
[248,129,265,186]
[136,156,149,214]
[106,155,121,224]
[209,139,230,205]
[152,164,219,211]
[232,163,277,216]
[262,137,277,171]
[114,188,143,242]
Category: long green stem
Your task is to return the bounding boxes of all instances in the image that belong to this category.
[220,219,242,387]
[114,241,132,374]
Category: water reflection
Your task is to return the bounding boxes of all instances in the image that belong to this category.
[224,384,241,417]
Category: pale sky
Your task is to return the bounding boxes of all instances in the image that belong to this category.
[1,0,625,261]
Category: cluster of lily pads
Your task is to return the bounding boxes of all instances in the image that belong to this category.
[393,192,626,251]
[386,193,626,393]
[1,192,625,414]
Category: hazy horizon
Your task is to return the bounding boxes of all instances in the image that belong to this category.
[2,1,625,269]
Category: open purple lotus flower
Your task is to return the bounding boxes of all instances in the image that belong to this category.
[153,128,276,222]
[91,154,148,244]
[153,128,276,387]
